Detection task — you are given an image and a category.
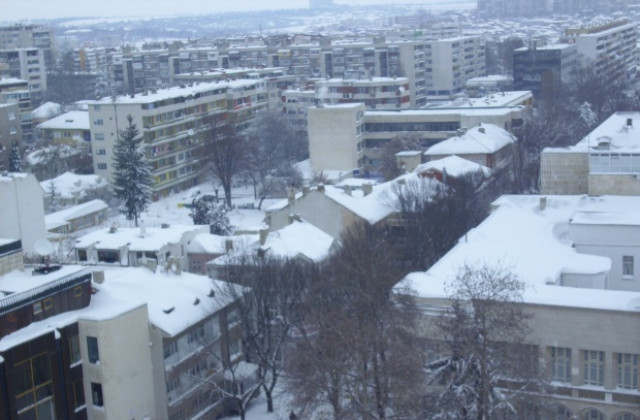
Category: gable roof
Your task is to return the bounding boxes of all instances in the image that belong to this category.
[425,123,515,156]
[46,199,108,231]
[415,155,491,178]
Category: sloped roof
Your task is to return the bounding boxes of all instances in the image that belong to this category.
[425,123,515,156]
[45,199,108,230]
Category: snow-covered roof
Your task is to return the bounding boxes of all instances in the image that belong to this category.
[187,233,224,254]
[267,172,440,226]
[36,110,89,131]
[0,265,90,297]
[40,172,108,200]
[437,91,532,108]
[415,155,491,178]
[261,220,335,262]
[425,124,515,156]
[31,101,62,120]
[91,79,261,105]
[570,112,640,154]
[85,267,237,336]
[45,199,108,231]
[403,195,640,312]
[75,224,208,251]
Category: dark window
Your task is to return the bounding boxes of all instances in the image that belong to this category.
[91,383,103,406]
[87,336,99,363]
[69,334,81,364]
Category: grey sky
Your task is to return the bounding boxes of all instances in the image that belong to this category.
[1,0,472,22]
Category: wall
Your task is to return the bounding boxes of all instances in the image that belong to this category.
[79,305,156,420]
[589,174,640,196]
[540,151,589,195]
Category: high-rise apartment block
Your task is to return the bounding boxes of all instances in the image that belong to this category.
[566,20,638,85]
[88,79,267,199]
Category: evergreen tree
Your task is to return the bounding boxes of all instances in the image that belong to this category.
[47,180,60,212]
[190,194,233,235]
[112,115,152,227]
[9,141,22,172]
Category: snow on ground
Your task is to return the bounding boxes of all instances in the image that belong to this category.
[108,182,278,233]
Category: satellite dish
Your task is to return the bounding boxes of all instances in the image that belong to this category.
[187,129,195,136]
[34,238,54,256]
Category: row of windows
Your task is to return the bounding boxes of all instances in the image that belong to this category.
[364,121,461,132]
[549,347,638,389]
[590,153,640,174]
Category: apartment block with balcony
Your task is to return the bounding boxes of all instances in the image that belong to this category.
[315,74,411,110]
[426,36,486,102]
[0,48,47,105]
[566,20,638,85]
[88,79,267,199]
[0,102,21,170]
[513,43,577,100]
[0,77,33,142]
[0,24,54,71]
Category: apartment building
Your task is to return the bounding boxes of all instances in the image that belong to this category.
[0,48,47,104]
[315,74,411,109]
[0,77,33,142]
[307,92,530,177]
[405,194,640,419]
[0,24,54,70]
[513,43,577,100]
[0,246,249,420]
[88,79,267,199]
[426,36,486,102]
[566,20,638,85]
[308,103,366,175]
[36,110,90,146]
[541,112,640,196]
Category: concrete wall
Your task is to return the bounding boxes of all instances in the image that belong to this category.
[0,173,46,254]
[540,151,589,195]
[589,174,640,196]
[79,305,156,420]
[309,104,364,173]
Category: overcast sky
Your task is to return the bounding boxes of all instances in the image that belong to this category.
[1,0,472,21]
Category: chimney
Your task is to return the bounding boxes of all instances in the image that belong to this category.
[344,185,352,196]
[288,214,296,224]
[539,196,547,211]
[259,228,269,246]
[93,270,105,284]
[362,183,373,196]
[225,239,233,252]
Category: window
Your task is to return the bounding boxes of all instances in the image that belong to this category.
[33,301,43,314]
[94,119,104,126]
[97,163,107,170]
[583,350,604,386]
[188,324,205,344]
[73,380,85,408]
[166,376,180,393]
[8,111,15,120]
[617,353,638,389]
[91,382,104,406]
[94,133,104,141]
[227,308,240,327]
[73,286,83,298]
[87,336,99,363]
[43,298,53,310]
[623,256,634,277]
[583,409,604,420]
[13,353,54,418]
[549,347,572,382]
[69,334,81,363]
[164,341,178,359]
[96,149,106,155]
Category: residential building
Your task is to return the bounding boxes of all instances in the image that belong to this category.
[0,24,54,70]
[74,224,208,269]
[0,77,33,142]
[0,238,23,276]
[0,249,249,420]
[423,123,516,170]
[315,74,411,110]
[426,36,486,102]
[308,103,366,176]
[0,48,47,104]
[0,172,47,254]
[0,102,21,171]
[465,75,513,97]
[88,79,267,199]
[541,112,640,195]
[45,199,108,236]
[36,110,91,146]
[404,194,640,419]
[513,43,577,100]
[40,172,109,210]
[566,20,638,85]
[307,92,530,177]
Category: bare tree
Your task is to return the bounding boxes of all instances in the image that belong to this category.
[379,133,421,181]
[202,116,246,208]
[216,254,309,413]
[286,223,424,420]
[426,264,545,420]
